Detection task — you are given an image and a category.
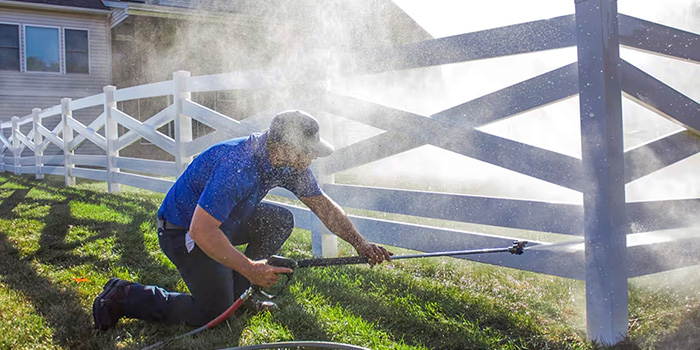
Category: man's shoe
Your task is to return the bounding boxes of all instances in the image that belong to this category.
[93,278,133,331]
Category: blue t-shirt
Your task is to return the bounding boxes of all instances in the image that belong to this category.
[158,133,322,231]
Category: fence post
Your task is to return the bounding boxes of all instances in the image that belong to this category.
[575,0,628,345]
[104,86,120,193]
[0,124,4,172]
[173,70,192,176]
[311,168,338,258]
[32,108,43,180]
[311,118,338,258]
[61,98,75,186]
[11,116,19,175]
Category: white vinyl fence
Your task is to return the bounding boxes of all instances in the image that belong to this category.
[0,64,563,271]
[3,62,697,280]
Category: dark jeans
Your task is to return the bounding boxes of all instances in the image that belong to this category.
[123,203,294,326]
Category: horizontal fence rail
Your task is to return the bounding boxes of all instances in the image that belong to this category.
[344,15,577,74]
[324,183,584,235]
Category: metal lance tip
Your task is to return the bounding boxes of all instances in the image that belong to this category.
[508,241,528,255]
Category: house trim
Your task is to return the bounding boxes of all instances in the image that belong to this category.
[0,0,111,15]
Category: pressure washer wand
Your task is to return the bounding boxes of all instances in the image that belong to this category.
[293,240,528,268]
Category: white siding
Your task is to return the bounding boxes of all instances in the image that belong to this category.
[0,7,111,121]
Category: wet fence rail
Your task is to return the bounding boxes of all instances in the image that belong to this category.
[1,3,699,344]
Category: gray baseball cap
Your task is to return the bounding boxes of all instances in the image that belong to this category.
[268,110,334,157]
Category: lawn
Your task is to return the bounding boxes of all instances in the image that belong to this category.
[0,173,698,349]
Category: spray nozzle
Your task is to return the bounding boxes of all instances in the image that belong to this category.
[508,241,528,255]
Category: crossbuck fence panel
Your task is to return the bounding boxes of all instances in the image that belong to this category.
[1,1,699,345]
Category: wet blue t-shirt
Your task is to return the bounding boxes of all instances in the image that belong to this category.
[158,133,322,231]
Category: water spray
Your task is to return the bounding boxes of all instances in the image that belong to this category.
[140,240,527,350]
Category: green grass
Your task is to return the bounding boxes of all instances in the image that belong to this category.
[0,174,698,349]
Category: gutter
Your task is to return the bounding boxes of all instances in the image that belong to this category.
[102,0,307,30]
[0,0,111,15]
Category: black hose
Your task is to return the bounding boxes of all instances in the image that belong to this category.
[217,341,371,350]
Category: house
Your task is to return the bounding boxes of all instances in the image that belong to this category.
[0,0,431,157]
[0,0,111,121]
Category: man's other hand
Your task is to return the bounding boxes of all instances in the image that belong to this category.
[356,242,393,267]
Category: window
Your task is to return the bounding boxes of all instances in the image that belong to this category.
[65,29,88,74]
[1,24,90,74]
[0,24,19,71]
[25,26,60,72]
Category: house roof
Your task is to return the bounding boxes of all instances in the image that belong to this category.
[6,0,109,10]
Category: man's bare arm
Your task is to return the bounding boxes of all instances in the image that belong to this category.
[189,205,292,288]
[299,193,392,265]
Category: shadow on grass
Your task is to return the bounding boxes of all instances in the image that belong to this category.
[274,292,335,342]
[293,265,573,350]
[0,174,187,349]
[0,183,94,349]
[0,233,95,348]
[653,306,700,350]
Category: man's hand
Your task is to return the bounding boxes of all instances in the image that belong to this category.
[356,241,392,267]
[243,260,294,289]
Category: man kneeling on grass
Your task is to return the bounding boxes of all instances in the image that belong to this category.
[92,110,392,330]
